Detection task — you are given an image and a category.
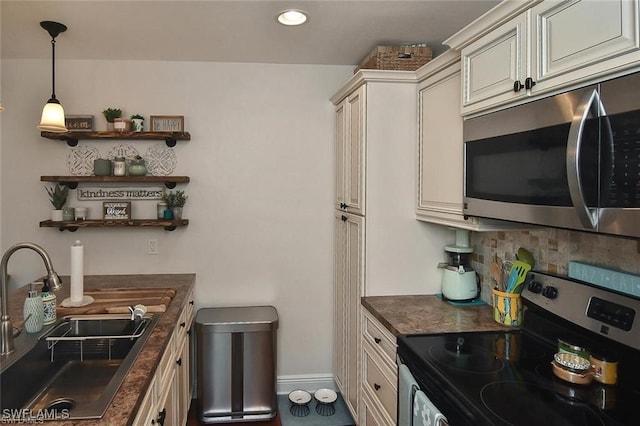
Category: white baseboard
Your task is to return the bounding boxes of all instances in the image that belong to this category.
[277,374,337,394]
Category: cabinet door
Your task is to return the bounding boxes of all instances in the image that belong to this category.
[461,12,528,113]
[531,0,640,90]
[335,101,347,211]
[417,62,469,227]
[176,338,190,426]
[335,86,366,215]
[334,212,347,394]
[334,211,365,419]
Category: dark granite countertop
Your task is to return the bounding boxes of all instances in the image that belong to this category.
[3,274,196,425]
[362,295,513,337]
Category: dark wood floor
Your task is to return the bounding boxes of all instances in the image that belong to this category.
[187,400,282,426]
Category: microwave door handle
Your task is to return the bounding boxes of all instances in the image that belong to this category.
[567,88,602,230]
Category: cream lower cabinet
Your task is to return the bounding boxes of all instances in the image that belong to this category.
[360,309,397,426]
[334,211,365,418]
[133,289,195,426]
[459,0,640,115]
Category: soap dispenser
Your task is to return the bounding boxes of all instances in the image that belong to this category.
[41,278,57,325]
[23,282,44,333]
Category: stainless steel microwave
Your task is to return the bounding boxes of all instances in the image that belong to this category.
[463,72,640,239]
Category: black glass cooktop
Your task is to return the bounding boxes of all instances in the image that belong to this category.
[398,330,638,426]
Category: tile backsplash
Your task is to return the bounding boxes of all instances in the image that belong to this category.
[471,228,640,302]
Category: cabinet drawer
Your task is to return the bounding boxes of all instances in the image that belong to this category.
[361,388,394,426]
[362,310,396,364]
[132,375,156,425]
[362,344,397,421]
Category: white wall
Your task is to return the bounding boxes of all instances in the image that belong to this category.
[1,58,352,379]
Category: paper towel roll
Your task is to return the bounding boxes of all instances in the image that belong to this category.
[70,240,84,303]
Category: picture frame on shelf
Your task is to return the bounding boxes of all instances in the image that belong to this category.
[65,115,94,132]
[103,201,131,220]
[150,115,184,132]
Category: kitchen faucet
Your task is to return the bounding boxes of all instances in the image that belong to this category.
[0,242,62,355]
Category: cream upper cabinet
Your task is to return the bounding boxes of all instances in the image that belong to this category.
[335,85,366,216]
[459,0,640,115]
[417,51,519,231]
[461,12,529,111]
[530,0,640,90]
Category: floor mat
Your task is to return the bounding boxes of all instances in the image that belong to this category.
[278,392,355,426]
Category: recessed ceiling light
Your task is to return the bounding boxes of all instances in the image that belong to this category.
[277,9,308,26]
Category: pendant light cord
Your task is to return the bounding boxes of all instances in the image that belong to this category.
[50,37,57,100]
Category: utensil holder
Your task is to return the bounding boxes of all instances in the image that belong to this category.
[492,289,522,326]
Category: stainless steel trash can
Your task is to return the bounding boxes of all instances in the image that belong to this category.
[196,306,278,423]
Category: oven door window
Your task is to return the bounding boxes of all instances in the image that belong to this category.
[465,121,599,207]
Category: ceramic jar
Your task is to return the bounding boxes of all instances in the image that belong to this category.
[128,158,147,176]
[113,157,126,176]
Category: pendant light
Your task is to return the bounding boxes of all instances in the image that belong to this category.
[38,21,68,133]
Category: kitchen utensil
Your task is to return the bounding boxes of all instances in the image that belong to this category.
[506,261,531,293]
[516,247,535,267]
[492,288,523,326]
[554,352,591,371]
[501,260,513,291]
[490,255,503,290]
[551,352,594,385]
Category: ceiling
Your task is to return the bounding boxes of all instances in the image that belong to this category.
[1,0,500,66]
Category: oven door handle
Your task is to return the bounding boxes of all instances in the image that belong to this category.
[567,87,603,230]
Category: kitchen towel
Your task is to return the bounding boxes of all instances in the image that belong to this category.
[413,388,447,426]
[398,361,418,426]
[70,240,84,302]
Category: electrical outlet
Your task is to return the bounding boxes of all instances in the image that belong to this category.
[148,239,159,255]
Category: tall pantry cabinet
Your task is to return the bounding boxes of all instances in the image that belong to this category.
[331,71,450,422]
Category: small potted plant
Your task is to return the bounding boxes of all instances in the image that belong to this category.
[102,107,122,131]
[46,183,68,221]
[131,114,144,132]
[163,190,188,220]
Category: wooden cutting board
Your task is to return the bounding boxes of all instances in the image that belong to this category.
[57,287,176,316]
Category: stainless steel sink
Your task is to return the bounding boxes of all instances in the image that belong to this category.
[0,314,159,420]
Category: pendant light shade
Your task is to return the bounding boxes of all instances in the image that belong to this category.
[38,21,68,133]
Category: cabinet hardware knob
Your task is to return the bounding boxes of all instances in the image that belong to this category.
[374,337,381,344]
[177,358,182,366]
[374,383,381,391]
[513,80,524,92]
[180,321,186,328]
[525,77,537,90]
[187,329,192,336]
[341,215,347,221]
[189,300,194,305]
[157,408,167,426]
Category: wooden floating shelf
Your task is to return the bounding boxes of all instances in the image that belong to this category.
[40,219,189,232]
[41,175,190,189]
[41,131,191,147]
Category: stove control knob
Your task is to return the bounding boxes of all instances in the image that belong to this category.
[541,286,558,299]
[528,281,543,294]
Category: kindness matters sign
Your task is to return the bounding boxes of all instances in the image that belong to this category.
[77,186,164,201]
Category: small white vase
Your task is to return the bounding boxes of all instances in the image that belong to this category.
[51,209,63,221]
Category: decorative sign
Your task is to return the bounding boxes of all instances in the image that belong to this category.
[150,115,184,132]
[103,202,131,220]
[78,186,164,201]
[65,115,94,132]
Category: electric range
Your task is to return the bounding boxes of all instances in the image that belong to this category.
[398,271,640,426]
